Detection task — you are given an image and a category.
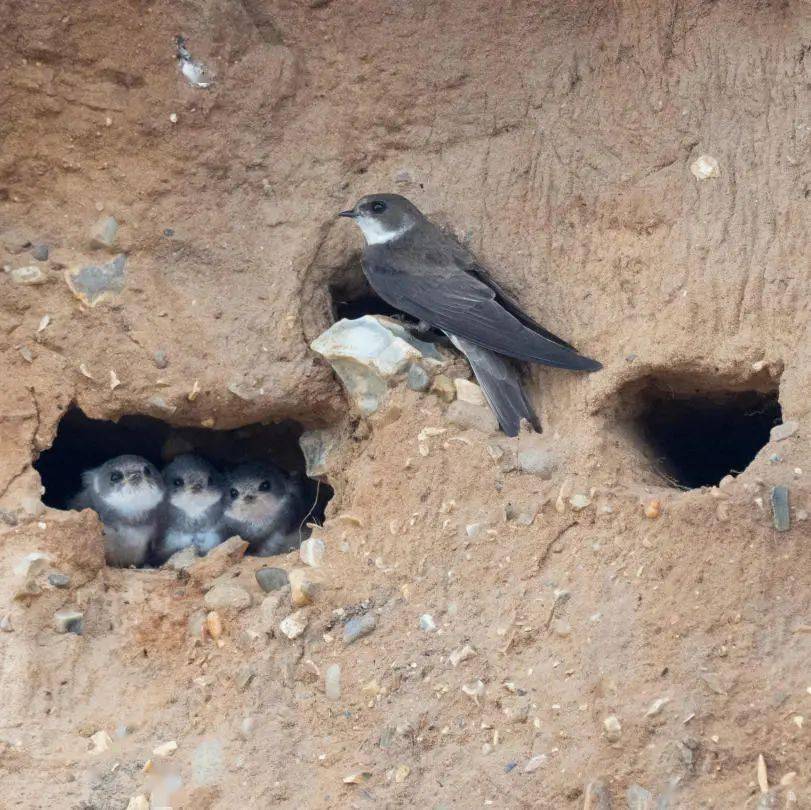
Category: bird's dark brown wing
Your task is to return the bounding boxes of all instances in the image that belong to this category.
[362,242,601,371]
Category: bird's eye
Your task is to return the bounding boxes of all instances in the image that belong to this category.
[371,200,387,214]
[110,471,123,483]
[259,480,271,492]
[173,477,184,488]
[143,466,152,477]
[229,488,239,499]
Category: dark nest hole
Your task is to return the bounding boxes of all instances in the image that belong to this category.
[329,259,414,323]
[622,375,782,489]
[34,406,333,525]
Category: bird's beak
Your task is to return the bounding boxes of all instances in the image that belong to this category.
[338,209,356,218]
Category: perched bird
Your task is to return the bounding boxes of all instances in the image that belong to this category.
[339,193,601,436]
[153,454,226,564]
[223,462,308,557]
[70,455,166,567]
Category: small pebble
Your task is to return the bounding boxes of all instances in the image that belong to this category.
[690,154,720,179]
[204,582,251,612]
[90,730,112,753]
[771,486,790,532]
[603,715,622,742]
[30,243,49,261]
[325,663,341,700]
[627,784,655,809]
[126,797,149,810]
[419,613,437,632]
[645,696,670,717]
[256,567,289,592]
[289,567,320,607]
[454,378,486,406]
[279,609,309,639]
[205,610,223,639]
[169,112,178,123]
[0,614,12,632]
[89,216,118,250]
[153,350,169,369]
[644,499,662,519]
[770,420,798,442]
[54,608,83,635]
[239,716,257,739]
[449,645,476,667]
[343,612,376,644]
[163,228,175,237]
[299,537,325,567]
[430,374,456,403]
[523,754,547,773]
[445,400,499,433]
[153,740,178,757]
[569,493,591,511]
[504,761,518,773]
[10,265,47,285]
[47,572,71,589]
[406,363,431,392]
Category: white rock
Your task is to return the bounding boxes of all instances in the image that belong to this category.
[325,663,341,701]
[152,740,178,757]
[279,609,309,639]
[203,583,251,612]
[9,265,47,285]
[90,730,113,753]
[523,754,547,773]
[603,715,622,742]
[449,644,477,667]
[569,493,591,511]
[771,421,798,442]
[419,613,437,632]
[453,378,486,407]
[690,154,720,179]
[645,696,670,717]
[299,537,325,567]
[310,315,441,415]
[125,796,150,810]
[299,427,343,477]
[462,679,486,704]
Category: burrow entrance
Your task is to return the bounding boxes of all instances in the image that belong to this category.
[34,406,333,528]
[617,373,782,489]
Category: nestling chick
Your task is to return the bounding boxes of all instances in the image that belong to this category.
[70,455,166,567]
[153,454,226,564]
[224,462,308,556]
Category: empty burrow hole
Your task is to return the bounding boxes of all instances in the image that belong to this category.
[616,373,782,489]
[34,406,333,529]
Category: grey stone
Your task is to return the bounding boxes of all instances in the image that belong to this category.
[445,400,499,433]
[54,608,84,635]
[203,582,252,612]
[770,420,798,442]
[153,350,169,369]
[343,612,376,644]
[771,486,790,532]
[166,546,199,571]
[406,363,431,392]
[47,572,71,589]
[516,436,558,478]
[256,567,289,592]
[310,315,441,415]
[30,243,49,261]
[89,215,119,250]
[65,254,126,306]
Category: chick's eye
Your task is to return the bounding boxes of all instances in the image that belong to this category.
[259,480,271,492]
[110,471,123,483]
[371,200,387,213]
[143,466,152,476]
[173,478,184,488]
[229,488,239,499]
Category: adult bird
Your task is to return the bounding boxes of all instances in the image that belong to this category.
[338,193,601,436]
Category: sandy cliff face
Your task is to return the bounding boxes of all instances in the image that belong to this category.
[0,1,809,807]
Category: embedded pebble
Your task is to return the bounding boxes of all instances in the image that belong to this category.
[645,696,670,717]
[517,440,558,478]
[14,552,53,579]
[54,608,83,635]
[325,663,341,700]
[419,613,437,632]
[406,363,431,392]
[65,254,126,306]
[644,499,661,519]
[445,400,499,433]
[153,740,178,757]
[523,754,547,773]
[343,771,372,784]
[205,611,223,640]
[47,572,71,589]
[125,797,149,810]
[449,644,477,667]
[584,779,613,810]
[239,716,257,739]
[192,738,223,785]
[690,154,720,179]
[256,567,289,592]
[343,612,376,644]
[0,614,12,632]
[204,582,252,612]
[454,378,486,406]
[90,730,113,753]
[89,215,118,250]
[289,567,321,607]
[30,243,49,261]
[153,350,169,369]
[550,618,571,638]
[462,680,485,704]
[299,537,325,567]
[279,609,309,639]
[166,546,199,571]
[771,486,790,532]
[770,420,798,442]
[10,265,47,285]
[627,783,654,809]
[430,374,456,403]
[394,764,410,783]
[603,715,622,742]
[569,493,591,511]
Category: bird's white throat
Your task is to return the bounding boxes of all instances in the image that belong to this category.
[356,215,413,245]
[103,484,163,517]
[172,489,221,517]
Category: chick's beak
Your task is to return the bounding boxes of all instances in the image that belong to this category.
[338,209,356,218]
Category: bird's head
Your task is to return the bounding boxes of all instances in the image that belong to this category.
[338,193,422,245]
